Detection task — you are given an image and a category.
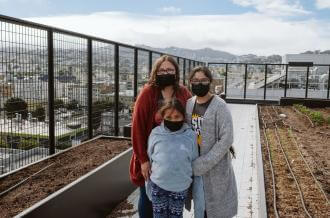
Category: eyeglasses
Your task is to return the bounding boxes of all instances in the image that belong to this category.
[190,79,210,85]
[157,68,176,75]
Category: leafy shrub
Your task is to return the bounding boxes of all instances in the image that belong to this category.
[4,97,28,119]
[32,105,46,121]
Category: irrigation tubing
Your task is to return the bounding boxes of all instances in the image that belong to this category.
[265,106,312,218]
[259,107,280,218]
[272,106,329,206]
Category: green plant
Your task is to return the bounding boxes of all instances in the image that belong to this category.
[293,104,309,114]
[293,104,327,126]
[54,99,65,109]
[0,138,8,148]
[20,138,40,150]
[32,105,46,121]
[56,141,72,150]
[309,111,325,125]
[4,97,28,119]
[66,99,79,110]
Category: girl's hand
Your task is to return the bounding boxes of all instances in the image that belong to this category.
[141,161,151,181]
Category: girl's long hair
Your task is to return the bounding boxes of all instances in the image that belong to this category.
[148,55,180,90]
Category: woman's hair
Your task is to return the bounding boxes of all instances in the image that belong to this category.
[148,55,180,89]
[189,66,213,83]
[159,98,185,119]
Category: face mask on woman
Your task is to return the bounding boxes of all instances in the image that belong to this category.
[191,83,210,97]
[156,74,176,88]
[164,119,184,132]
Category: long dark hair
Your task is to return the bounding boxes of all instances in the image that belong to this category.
[148,55,180,90]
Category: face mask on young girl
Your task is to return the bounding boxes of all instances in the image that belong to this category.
[161,102,185,132]
[164,119,184,131]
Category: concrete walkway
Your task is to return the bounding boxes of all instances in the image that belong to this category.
[124,104,266,218]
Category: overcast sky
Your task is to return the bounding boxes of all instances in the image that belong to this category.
[1,0,330,55]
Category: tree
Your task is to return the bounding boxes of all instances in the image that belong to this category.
[66,99,79,110]
[4,97,28,119]
[32,105,46,121]
[54,99,64,110]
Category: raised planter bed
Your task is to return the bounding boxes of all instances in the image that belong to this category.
[258,105,329,217]
[0,135,135,218]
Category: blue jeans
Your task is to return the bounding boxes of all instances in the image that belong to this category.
[138,185,153,218]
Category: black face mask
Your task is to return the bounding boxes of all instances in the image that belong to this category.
[156,74,176,88]
[191,83,210,97]
[164,119,184,132]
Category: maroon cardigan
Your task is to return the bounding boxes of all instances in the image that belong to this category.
[129,84,192,186]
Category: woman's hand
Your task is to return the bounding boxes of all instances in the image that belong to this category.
[141,161,151,181]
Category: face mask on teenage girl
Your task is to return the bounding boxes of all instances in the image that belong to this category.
[191,83,210,97]
[156,74,176,88]
[164,119,184,132]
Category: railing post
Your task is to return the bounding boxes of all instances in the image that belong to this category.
[225,64,228,96]
[328,66,330,99]
[114,44,119,136]
[148,51,152,75]
[183,59,186,85]
[134,48,138,100]
[284,65,288,97]
[264,64,267,100]
[187,60,191,84]
[244,64,247,99]
[87,39,93,139]
[177,58,180,81]
[47,29,55,155]
[188,60,191,73]
[305,66,310,98]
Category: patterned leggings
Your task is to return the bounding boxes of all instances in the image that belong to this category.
[150,181,188,218]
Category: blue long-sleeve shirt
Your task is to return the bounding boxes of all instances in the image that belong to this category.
[146,122,205,218]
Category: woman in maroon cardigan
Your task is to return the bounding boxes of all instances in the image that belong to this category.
[129,55,192,217]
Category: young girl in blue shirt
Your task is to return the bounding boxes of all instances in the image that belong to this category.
[146,99,204,218]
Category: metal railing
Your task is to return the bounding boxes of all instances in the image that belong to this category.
[0,14,205,175]
[208,63,330,103]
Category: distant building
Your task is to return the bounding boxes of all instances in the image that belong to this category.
[282,54,330,89]
[0,83,14,97]
[14,78,48,101]
[67,84,88,107]
[282,53,330,76]
[282,54,330,66]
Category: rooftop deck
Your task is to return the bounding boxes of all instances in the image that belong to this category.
[122,104,266,218]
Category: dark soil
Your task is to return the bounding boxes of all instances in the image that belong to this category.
[106,199,136,218]
[0,138,131,218]
[259,105,330,218]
